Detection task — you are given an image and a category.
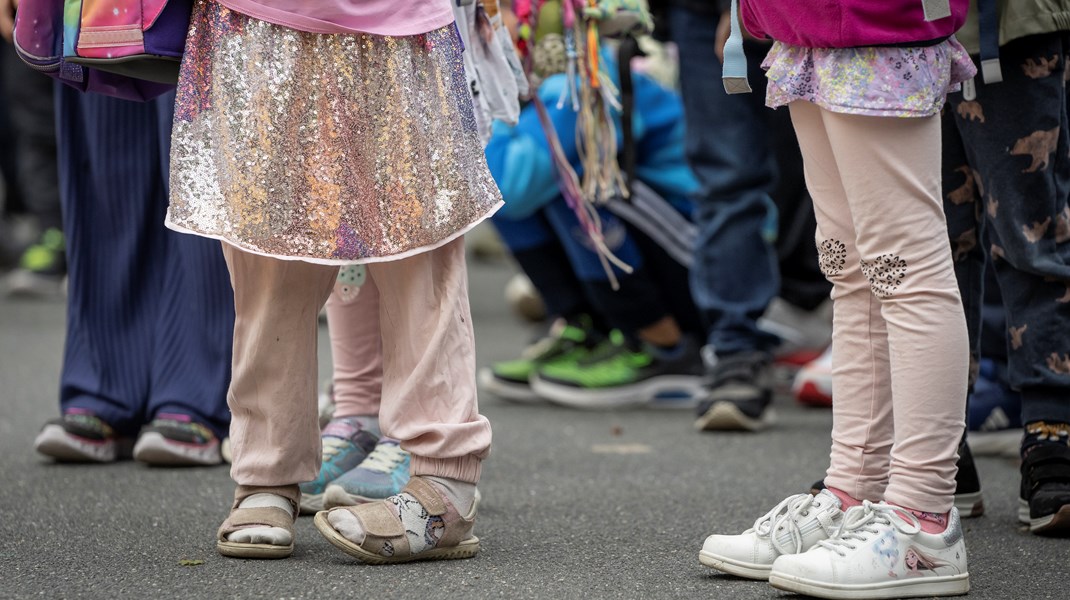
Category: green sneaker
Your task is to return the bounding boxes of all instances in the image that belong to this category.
[532,333,705,410]
[478,315,602,403]
[6,227,66,298]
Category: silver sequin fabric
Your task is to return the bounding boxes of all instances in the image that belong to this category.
[167,0,503,264]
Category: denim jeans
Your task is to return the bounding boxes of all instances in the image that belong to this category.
[943,32,1070,424]
[670,6,781,356]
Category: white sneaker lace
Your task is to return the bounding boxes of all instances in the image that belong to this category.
[360,443,408,474]
[817,501,921,557]
[321,436,351,461]
[752,493,827,555]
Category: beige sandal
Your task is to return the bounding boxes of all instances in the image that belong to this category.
[314,476,480,564]
[216,484,300,559]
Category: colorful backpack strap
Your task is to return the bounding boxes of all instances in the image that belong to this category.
[721,0,751,94]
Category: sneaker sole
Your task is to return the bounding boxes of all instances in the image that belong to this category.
[132,432,222,466]
[954,491,984,519]
[698,550,772,580]
[313,511,480,564]
[694,402,775,432]
[477,368,542,403]
[1018,498,1070,536]
[34,424,117,462]
[965,430,1021,458]
[299,492,326,515]
[769,571,969,599]
[531,375,705,410]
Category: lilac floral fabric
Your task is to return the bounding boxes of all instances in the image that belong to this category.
[762,37,977,118]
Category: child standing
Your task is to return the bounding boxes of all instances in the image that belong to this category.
[167,0,500,562]
[699,1,975,598]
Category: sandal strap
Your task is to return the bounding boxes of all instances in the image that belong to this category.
[403,477,447,515]
[217,506,295,541]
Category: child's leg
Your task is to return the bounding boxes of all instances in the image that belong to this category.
[222,244,338,487]
[789,101,895,504]
[369,237,490,483]
[326,279,383,419]
[820,108,969,513]
[317,238,487,563]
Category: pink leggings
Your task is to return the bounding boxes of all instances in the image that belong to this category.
[223,238,491,487]
[790,101,968,512]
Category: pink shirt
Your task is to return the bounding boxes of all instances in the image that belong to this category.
[217,0,454,36]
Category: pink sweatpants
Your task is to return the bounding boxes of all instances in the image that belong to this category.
[789,101,968,512]
[222,238,491,487]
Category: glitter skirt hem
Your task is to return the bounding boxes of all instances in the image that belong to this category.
[167,0,503,263]
[165,200,503,266]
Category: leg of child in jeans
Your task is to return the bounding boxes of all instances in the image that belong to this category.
[322,238,492,561]
[791,101,968,522]
[218,244,338,552]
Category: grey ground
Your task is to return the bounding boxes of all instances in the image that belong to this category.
[1,248,1067,600]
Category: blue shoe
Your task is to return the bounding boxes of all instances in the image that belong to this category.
[323,438,410,507]
[299,418,379,514]
[967,359,1023,458]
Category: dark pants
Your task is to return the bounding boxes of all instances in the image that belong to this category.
[492,200,704,339]
[56,87,234,438]
[670,6,828,355]
[944,32,1070,424]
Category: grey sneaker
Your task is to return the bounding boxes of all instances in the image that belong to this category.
[694,351,775,431]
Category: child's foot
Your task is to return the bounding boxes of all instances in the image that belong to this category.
[217,485,299,559]
[323,438,411,508]
[314,476,479,564]
[699,490,843,580]
[769,502,969,599]
[132,413,222,466]
[33,409,132,462]
[1018,424,1070,536]
[298,416,380,514]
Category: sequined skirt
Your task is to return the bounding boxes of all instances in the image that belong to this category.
[166,0,503,264]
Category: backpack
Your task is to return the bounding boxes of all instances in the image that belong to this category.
[13,0,191,101]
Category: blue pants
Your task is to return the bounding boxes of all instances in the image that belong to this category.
[492,199,703,337]
[944,32,1070,424]
[55,86,234,438]
[671,6,781,356]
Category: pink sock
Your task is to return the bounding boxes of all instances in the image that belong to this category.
[827,486,863,509]
[896,507,949,534]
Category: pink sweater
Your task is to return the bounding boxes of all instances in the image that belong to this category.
[217,0,454,36]
[741,0,968,49]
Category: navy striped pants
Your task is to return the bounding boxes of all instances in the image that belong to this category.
[55,86,234,439]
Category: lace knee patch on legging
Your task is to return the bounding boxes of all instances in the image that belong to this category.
[818,239,847,278]
[860,254,908,298]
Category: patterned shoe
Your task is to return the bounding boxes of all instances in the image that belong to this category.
[34,409,131,463]
[314,476,479,564]
[769,503,969,599]
[133,413,222,466]
[324,438,411,508]
[298,418,379,514]
[700,490,843,580]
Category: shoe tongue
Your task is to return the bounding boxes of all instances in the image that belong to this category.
[816,488,843,510]
[322,418,363,440]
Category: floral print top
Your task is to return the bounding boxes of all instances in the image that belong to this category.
[762,37,977,118]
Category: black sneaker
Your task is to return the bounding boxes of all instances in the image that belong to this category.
[1018,443,1070,536]
[808,437,985,518]
[694,351,775,431]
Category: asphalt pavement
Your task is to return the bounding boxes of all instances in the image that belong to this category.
[1,251,1067,599]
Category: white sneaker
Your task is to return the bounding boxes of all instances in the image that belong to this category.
[769,502,969,599]
[699,490,844,580]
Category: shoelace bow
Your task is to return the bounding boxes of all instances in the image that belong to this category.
[361,443,408,473]
[753,493,826,555]
[817,501,921,557]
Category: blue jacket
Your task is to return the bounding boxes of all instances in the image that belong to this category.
[486,62,698,220]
